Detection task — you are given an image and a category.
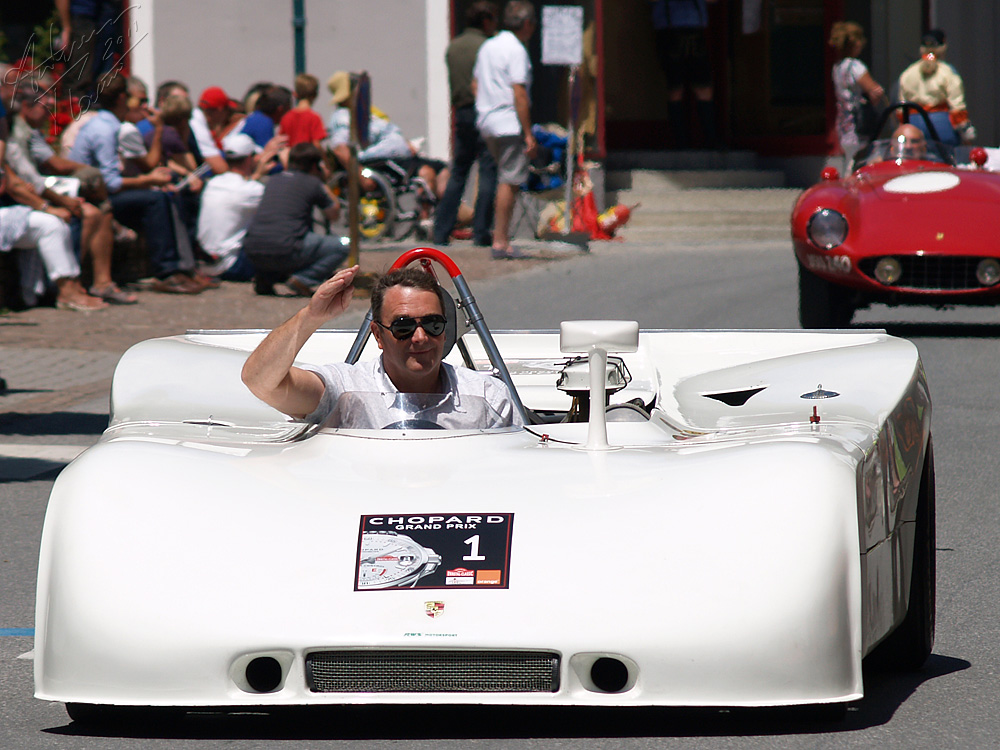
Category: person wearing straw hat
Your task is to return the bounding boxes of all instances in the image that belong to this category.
[325,72,449,208]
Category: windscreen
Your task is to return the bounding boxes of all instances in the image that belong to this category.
[854,138,954,169]
[320,391,516,431]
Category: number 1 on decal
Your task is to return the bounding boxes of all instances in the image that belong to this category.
[463,534,486,561]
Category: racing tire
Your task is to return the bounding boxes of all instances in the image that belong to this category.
[797,265,854,328]
[866,438,936,671]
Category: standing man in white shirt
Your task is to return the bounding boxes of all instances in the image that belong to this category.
[473,0,537,260]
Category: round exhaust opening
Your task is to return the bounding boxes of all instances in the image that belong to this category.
[590,657,629,693]
[245,656,283,693]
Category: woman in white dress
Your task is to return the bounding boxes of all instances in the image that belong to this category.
[829,22,886,169]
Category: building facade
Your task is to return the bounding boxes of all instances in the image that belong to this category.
[122,0,996,161]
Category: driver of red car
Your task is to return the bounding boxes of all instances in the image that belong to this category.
[891,124,928,160]
[241,265,521,428]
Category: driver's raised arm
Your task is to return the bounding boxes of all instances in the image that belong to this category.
[241,266,359,418]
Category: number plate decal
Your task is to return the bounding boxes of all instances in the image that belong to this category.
[355,514,514,591]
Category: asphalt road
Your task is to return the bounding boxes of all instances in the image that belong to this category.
[3,237,1000,748]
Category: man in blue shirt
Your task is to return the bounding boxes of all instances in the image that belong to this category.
[235,86,292,149]
[70,71,204,294]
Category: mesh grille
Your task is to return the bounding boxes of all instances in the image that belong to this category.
[858,256,992,290]
[306,650,560,693]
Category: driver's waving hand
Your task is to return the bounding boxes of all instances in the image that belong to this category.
[241,266,520,428]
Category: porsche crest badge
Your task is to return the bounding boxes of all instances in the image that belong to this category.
[425,601,445,618]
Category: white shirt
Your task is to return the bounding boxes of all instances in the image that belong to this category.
[196,171,265,273]
[474,30,532,138]
[117,121,147,161]
[302,357,522,429]
[189,108,223,159]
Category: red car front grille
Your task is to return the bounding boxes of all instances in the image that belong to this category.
[858,256,990,291]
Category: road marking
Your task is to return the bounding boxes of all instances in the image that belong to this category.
[0,628,34,636]
[18,650,34,660]
[0,445,87,461]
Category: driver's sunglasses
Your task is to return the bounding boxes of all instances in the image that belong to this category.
[375,314,447,340]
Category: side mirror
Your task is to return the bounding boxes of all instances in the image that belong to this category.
[970,147,988,168]
[560,320,639,355]
[821,166,840,181]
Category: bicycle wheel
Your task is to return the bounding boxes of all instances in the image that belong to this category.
[389,176,436,241]
[328,169,397,241]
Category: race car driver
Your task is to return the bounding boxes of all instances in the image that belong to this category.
[241,265,521,428]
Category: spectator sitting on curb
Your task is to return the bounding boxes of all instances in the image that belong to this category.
[145,94,202,186]
[69,71,205,295]
[197,132,283,282]
[118,77,166,179]
[8,82,136,304]
[139,93,214,276]
[279,74,328,147]
[117,79,209,283]
[0,168,107,310]
[241,142,345,297]
[192,86,235,175]
[242,82,274,122]
[57,109,99,159]
[234,85,293,149]
[136,79,190,137]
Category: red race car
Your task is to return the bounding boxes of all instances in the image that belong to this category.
[792,103,999,327]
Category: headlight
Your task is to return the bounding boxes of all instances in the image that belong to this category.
[976,259,1000,286]
[874,257,903,285]
[806,209,848,249]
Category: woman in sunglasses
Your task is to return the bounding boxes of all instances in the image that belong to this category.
[242,265,520,429]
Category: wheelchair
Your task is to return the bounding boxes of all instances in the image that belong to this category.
[326,157,437,242]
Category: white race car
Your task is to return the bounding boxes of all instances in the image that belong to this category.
[35,248,934,723]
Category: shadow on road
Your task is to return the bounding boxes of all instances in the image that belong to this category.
[44,654,970,740]
[0,456,67,483]
[0,412,108,436]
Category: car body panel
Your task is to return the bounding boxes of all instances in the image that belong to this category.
[35,328,931,709]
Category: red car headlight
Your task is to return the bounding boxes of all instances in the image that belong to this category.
[806,209,848,250]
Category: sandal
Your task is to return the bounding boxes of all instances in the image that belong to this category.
[90,283,139,305]
[56,296,108,311]
[490,246,530,260]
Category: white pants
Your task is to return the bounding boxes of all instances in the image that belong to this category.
[12,211,80,282]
